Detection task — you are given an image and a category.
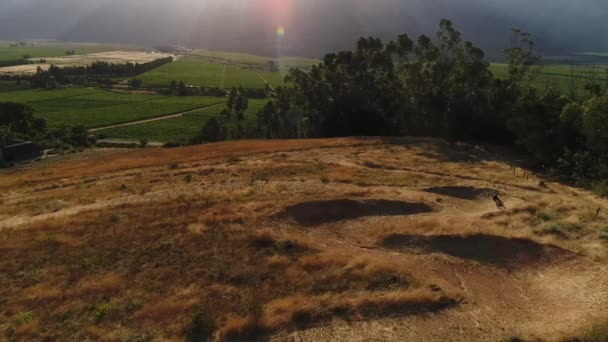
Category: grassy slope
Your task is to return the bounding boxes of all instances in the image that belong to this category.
[0,88,225,128]
[98,99,269,142]
[0,138,607,341]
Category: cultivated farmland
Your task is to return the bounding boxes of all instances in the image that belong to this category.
[490,63,608,97]
[0,88,225,128]
[0,51,172,76]
[192,49,320,70]
[0,41,143,61]
[97,99,269,142]
[139,56,285,89]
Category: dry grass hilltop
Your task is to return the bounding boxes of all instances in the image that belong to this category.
[1,138,607,341]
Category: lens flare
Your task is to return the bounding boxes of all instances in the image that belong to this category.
[276,25,285,37]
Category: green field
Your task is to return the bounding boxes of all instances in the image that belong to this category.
[0,42,142,61]
[139,56,285,89]
[192,49,272,66]
[97,99,269,142]
[0,80,22,92]
[142,52,606,94]
[490,63,608,97]
[276,56,321,71]
[0,88,225,128]
[192,49,320,70]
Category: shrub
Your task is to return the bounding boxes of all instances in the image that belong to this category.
[536,221,580,239]
[536,210,557,222]
[186,311,216,342]
[81,256,100,272]
[95,302,115,322]
[592,181,608,198]
[600,229,608,241]
[15,311,34,326]
[109,214,121,224]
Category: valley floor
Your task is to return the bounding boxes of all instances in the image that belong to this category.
[1,138,607,341]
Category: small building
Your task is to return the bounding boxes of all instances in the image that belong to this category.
[0,140,43,167]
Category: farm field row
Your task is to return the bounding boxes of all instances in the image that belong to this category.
[97,99,269,142]
[0,51,172,76]
[141,55,607,94]
[0,42,143,61]
[0,88,225,128]
[138,56,285,89]
[489,63,608,97]
[192,49,320,70]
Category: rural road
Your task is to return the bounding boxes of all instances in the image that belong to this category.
[90,102,225,132]
[256,71,275,91]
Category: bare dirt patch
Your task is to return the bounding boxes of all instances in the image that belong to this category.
[279,199,434,226]
[381,234,574,269]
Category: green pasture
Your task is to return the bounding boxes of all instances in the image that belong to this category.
[139,56,285,89]
[0,88,225,128]
[490,63,608,97]
[97,99,269,142]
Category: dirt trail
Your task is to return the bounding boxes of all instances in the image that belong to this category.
[90,102,225,132]
[282,220,608,341]
[256,71,275,91]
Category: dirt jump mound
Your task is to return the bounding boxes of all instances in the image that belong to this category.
[279,199,434,226]
[381,234,573,269]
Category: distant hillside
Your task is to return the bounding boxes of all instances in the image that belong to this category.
[0,0,607,57]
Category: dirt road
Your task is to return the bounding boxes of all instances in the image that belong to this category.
[89,102,225,132]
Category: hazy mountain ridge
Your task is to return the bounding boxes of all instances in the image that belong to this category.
[0,0,606,57]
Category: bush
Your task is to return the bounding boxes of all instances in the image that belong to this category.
[186,311,216,342]
[536,210,558,222]
[592,181,608,198]
[95,302,115,322]
[600,229,608,241]
[535,221,580,239]
[15,311,34,326]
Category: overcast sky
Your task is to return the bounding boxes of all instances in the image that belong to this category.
[0,0,606,56]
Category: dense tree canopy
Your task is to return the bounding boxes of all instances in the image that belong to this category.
[250,20,608,186]
[0,102,46,138]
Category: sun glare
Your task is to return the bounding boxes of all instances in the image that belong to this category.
[276,25,286,37]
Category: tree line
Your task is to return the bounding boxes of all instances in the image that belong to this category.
[0,102,94,152]
[188,88,249,144]
[27,57,173,87]
[195,20,608,191]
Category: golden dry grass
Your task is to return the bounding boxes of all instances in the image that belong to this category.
[1,137,607,341]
